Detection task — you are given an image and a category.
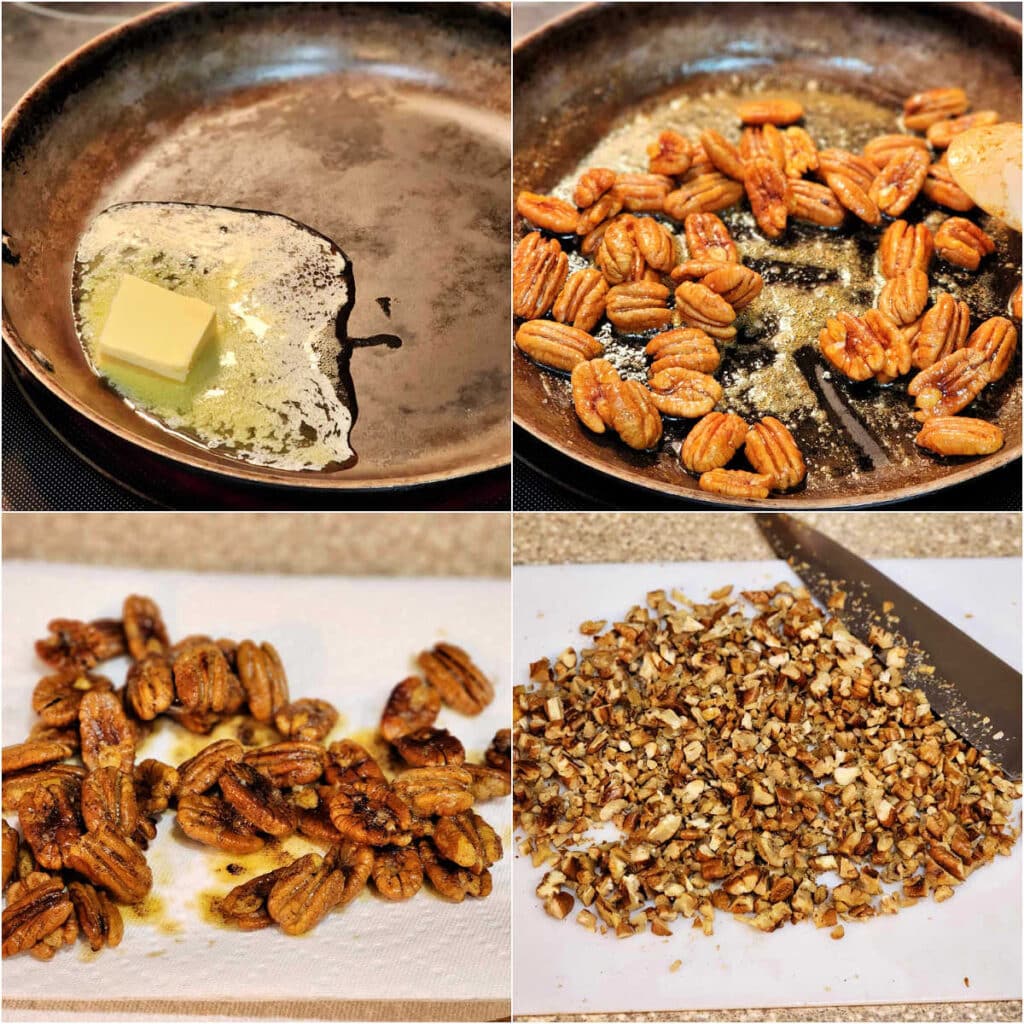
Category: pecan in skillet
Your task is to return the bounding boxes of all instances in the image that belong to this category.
[245,741,326,788]
[912,293,971,369]
[123,595,169,661]
[595,216,646,284]
[465,764,512,802]
[966,316,1018,381]
[433,812,502,874]
[573,167,617,208]
[571,358,621,435]
[673,261,763,311]
[740,124,785,168]
[176,793,264,854]
[178,739,244,797]
[372,845,424,901]
[903,87,969,132]
[236,640,289,723]
[684,212,738,262]
[513,232,569,319]
[515,320,604,372]
[606,379,664,450]
[818,148,879,224]
[380,676,441,743]
[699,130,746,182]
[394,727,466,767]
[698,468,772,499]
[878,269,929,327]
[418,839,492,902]
[663,174,744,220]
[786,179,845,228]
[738,97,802,126]
[219,761,297,838]
[78,689,135,773]
[864,308,912,384]
[2,739,76,776]
[274,698,338,743]
[927,110,999,149]
[907,348,990,420]
[18,783,82,870]
[68,880,123,951]
[674,281,737,341]
[173,641,231,713]
[81,767,138,835]
[934,217,995,271]
[32,669,113,727]
[781,126,818,178]
[869,147,930,216]
[266,852,348,936]
[417,643,494,716]
[818,312,887,381]
[485,729,511,774]
[1012,282,1022,322]
[680,411,749,474]
[606,281,674,333]
[863,133,930,170]
[35,618,125,672]
[745,157,789,239]
[915,417,1004,457]
[552,268,609,333]
[516,192,578,234]
[125,653,174,721]
[879,220,934,279]
[633,217,678,272]
[327,780,412,846]
[3,820,19,890]
[647,368,722,419]
[392,766,474,817]
[1,875,73,959]
[646,327,721,375]
[576,191,625,236]
[325,739,385,787]
[647,130,692,176]
[920,161,972,213]
[744,417,806,491]
[64,824,152,904]
[612,173,673,212]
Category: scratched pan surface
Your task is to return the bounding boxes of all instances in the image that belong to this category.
[3,2,510,490]
[513,2,1022,508]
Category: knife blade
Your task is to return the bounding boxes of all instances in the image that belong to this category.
[755,513,1021,778]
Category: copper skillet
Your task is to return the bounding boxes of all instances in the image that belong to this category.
[3,2,510,493]
[513,2,1022,508]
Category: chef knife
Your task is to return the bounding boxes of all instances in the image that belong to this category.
[755,513,1021,779]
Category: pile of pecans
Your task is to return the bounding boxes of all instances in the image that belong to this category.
[2,596,508,958]
[513,88,1019,498]
[514,584,1020,940]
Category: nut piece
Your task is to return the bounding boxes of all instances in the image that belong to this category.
[3,765,85,812]
[515,191,578,234]
[64,824,152,904]
[515,320,604,373]
[680,412,749,473]
[417,642,494,715]
[966,317,1018,381]
[81,767,138,836]
[236,640,289,723]
[926,110,999,149]
[219,761,297,838]
[915,417,1004,457]
[612,173,673,212]
[267,852,348,936]
[674,281,737,341]
[3,819,19,890]
[134,759,179,818]
[176,793,265,854]
[372,845,424,901]
[122,595,169,661]
[646,328,721,375]
[878,269,930,327]
[863,133,930,170]
[125,654,174,721]
[35,618,125,672]
[869,148,930,217]
[394,727,466,767]
[552,268,609,332]
[744,417,807,491]
[908,349,990,420]
[1,875,73,959]
[32,669,113,728]
[787,179,845,228]
[418,838,492,902]
[275,698,338,742]
[647,130,692,176]
[573,167,617,208]
[79,689,135,773]
[380,676,441,743]
[68,880,123,951]
[571,358,621,434]
[700,130,746,182]
[606,379,664,450]
[744,157,790,238]
[903,87,969,132]
[606,281,674,334]
[392,766,474,818]
[879,220,934,279]
[684,212,738,262]
[664,174,744,220]
[245,742,326,788]
[484,729,511,774]
[818,148,880,225]
[738,98,803,126]
[173,642,231,714]
[934,217,995,271]
[513,232,569,319]
[781,126,818,179]
[328,780,412,845]
[647,368,723,419]
[178,739,244,796]
[921,162,974,211]
[818,313,885,382]
[740,125,785,168]
[698,469,772,500]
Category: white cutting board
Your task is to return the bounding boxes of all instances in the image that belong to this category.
[514,558,1022,1015]
[2,562,510,1008]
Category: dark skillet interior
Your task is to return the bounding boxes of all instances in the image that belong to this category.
[513,2,1022,508]
[3,2,510,489]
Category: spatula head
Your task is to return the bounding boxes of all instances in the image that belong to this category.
[947,122,1022,232]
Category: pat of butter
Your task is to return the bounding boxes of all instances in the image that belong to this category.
[97,275,216,383]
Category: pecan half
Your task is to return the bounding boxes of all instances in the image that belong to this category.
[219,761,297,838]
[1,875,72,959]
[176,793,264,854]
[267,852,348,936]
[82,767,138,836]
[698,469,772,499]
[68,880,123,951]
[333,840,375,909]
[673,260,763,311]
[879,220,934,279]
[465,764,512,802]
[908,349,990,420]
[863,133,930,170]
[646,327,721,375]
[684,212,737,263]
[2,740,74,776]
[1012,282,1021,322]
[818,149,879,224]
[595,216,646,284]
[647,130,692,176]
[612,173,673,212]
[606,281,674,333]
[516,191,578,234]
[274,698,338,742]
[3,765,85,814]
[515,320,604,372]
[3,820,19,890]
[738,98,803,126]
[392,766,474,817]
[878,269,929,327]
[674,281,737,341]
[869,148,930,216]
[418,838,493,902]
[513,232,569,319]
[680,412,749,474]
[32,669,113,727]
[35,618,125,672]
[216,861,306,931]
[484,729,511,774]
[787,179,845,227]
[604,379,664,450]
[64,824,152,903]
[700,130,746,182]
[380,676,441,742]
[633,216,678,272]
[864,308,913,383]
[552,268,609,332]
[927,110,999,149]
[173,642,231,714]
[934,217,995,271]
[740,125,785,168]
[372,845,424,901]
[818,313,886,381]
[744,417,806,491]
[394,727,466,767]
[295,790,345,843]
[915,417,1004,457]
[745,157,790,238]
[573,167,617,208]
[664,174,744,220]
[123,595,169,660]
[79,689,135,773]
[912,294,971,369]
[166,705,223,735]
[967,316,1018,381]
[903,87,969,132]
[647,368,723,419]
[576,191,625,236]
[178,739,244,796]
[417,642,494,715]
[18,783,82,870]
[327,780,412,846]
[781,126,818,178]
[125,654,174,721]
[921,161,975,211]
[571,358,621,434]
[134,759,179,816]
[434,811,502,874]
[245,742,326,788]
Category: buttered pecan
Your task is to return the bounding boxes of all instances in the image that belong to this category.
[818,148,879,225]
[245,742,326,788]
[81,767,137,836]
[576,191,624,236]
[68,880,123,951]
[465,764,512,802]
[217,859,307,931]
[740,124,785,168]
[673,260,763,311]
[392,766,474,818]
[903,87,969,132]
[173,641,231,714]
[647,367,722,418]
[674,281,737,341]
[934,217,995,271]
[79,689,135,773]
[176,792,264,854]
[2,740,74,776]
[967,316,1017,381]
[433,812,502,874]
[680,412,749,474]
[605,379,664,450]
[372,845,423,901]
[682,141,714,178]
[18,783,81,870]
[552,268,609,332]
[417,642,494,715]
[266,851,348,936]
[863,133,930,170]
[328,780,412,846]
[664,174,744,220]
[612,173,673,212]
[219,761,296,838]
[123,595,169,661]
[646,327,721,375]
[65,824,152,904]
[698,469,772,499]
[35,618,125,672]
[912,293,971,369]
[869,147,930,216]
[573,167,617,208]
[295,790,345,843]
[684,212,738,262]
[178,739,244,796]
[927,110,999,149]
[595,216,646,284]
[274,698,338,743]
[915,417,1004,457]
[880,220,934,279]
[32,669,112,728]
[484,729,511,774]
[633,217,678,272]
[125,654,174,721]
[515,319,604,372]
[878,269,930,326]
[380,676,441,743]
[134,759,179,817]
[908,349,990,420]
[700,130,746,182]
[922,161,974,211]
[647,130,692,176]
[167,705,223,735]
[516,191,578,234]
[1,875,72,959]
[865,308,913,384]
[744,417,806,491]
[787,179,845,227]
[781,126,818,179]
[332,840,375,909]
[738,98,803,126]
[394,727,465,767]
[3,820,19,890]
[418,838,493,902]
[818,312,886,381]
[606,281,674,333]
[513,232,568,319]
[3,765,84,814]
[571,358,620,435]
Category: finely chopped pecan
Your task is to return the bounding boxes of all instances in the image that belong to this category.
[516,191,578,234]
[393,727,466,767]
[513,232,569,319]
[698,469,772,499]
[606,281,674,333]
[78,690,135,773]
[647,368,723,419]
[934,217,995,271]
[372,844,424,901]
[646,130,692,176]
[869,147,930,216]
[744,417,807,490]
[515,320,604,372]
[966,316,1018,381]
[64,824,152,904]
[907,348,990,420]
[417,643,494,715]
[32,669,113,727]
[122,595,169,661]
[680,412,749,474]
[902,87,969,132]
[684,212,738,262]
[915,417,1004,457]
[879,220,934,279]
[646,328,721,375]
[744,157,789,238]
[552,268,609,333]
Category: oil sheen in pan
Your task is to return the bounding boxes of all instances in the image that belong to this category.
[73,202,390,473]
[547,84,1022,487]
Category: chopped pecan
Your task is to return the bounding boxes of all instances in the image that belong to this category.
[818,148,879,224]
[863,133,930,170]
[465,764,512,802]
[612,173,673,212]
[787,179,845,227]
[664,174,744,220]
[576,190,625,236]
[35,618,125,672]
[274,698,338,742]
[605,379,664,450]
[380,676,441,743]
[176,793,265,854]
[81,767,138,836]
[934,217,995,271]
[647,130,692,176]
[418,838,493,902]
[595,216,646,284]
[698,469,772,499]
[513,232,569,319]
[915,417,1004,457]
[879,220,934,279]
[18,783,81,870]
[68,880,123,951]
[647,368,723,419]
[573,167,617,208]
[64,824,152,903]
[219,761,297,838]
[571,358,621,435]
[372,844,424,901]
[32,669,112,727]
[684,212,738,262]
[680,412,749,474]
[552,268,609,332]
[245,742,326,788]
[216,860,305,930]
[740,124,785,168]
[325,739,385,787]
[878,269,930,327]
[434,811,502,874]
[3,820,19,890]
[674,281,737,341]
[633,216,678,272]
[818,313,885,381]
[173,641,231,713]
[1,875,72,959]
[927,110,999,149]
[912,293,971,369]
[392,766,474,817]
[745,156,790,238]
[966,316,1017,381]
[781,126,818,178]
[516,191,578,233]
[515,319,604,372]
[869,147,930,216]
[903,87,969,132]
[266,852,348,935]
[2,739,75,775]
[673,260,763,311]
[122,595,169,661]
[125,653,174,721]
[606,281,674,333]
[417,642,494,715]
[646,327,721,375]
[79,689,135,772]
[738,98,803,126]
[394,727,466,767]
[178,739,244,796]
[908,349,990,420]
[744,417,806,491]
[700,130,746,182]
[327,780,412,846]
